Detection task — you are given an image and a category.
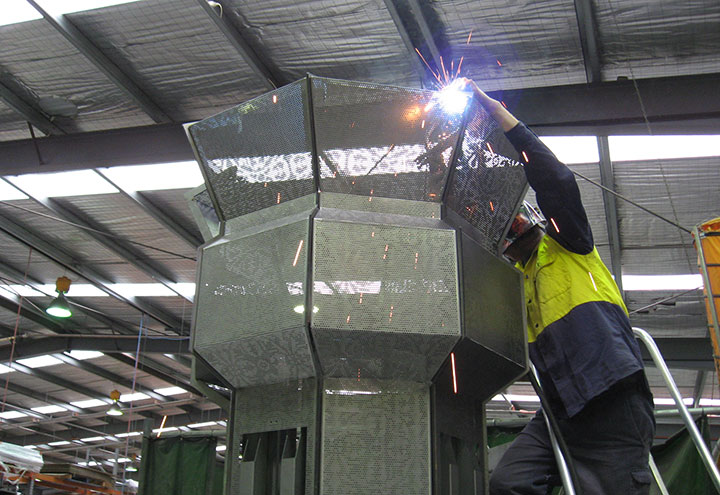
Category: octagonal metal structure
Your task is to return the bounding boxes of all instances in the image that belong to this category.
[187,75,528,495]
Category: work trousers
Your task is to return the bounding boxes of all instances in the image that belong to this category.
[489,374,655,495]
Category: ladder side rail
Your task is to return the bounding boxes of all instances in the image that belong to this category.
[633,326,720,493]
[530,364,577,495]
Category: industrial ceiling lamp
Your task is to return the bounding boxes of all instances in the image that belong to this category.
[106,389,123,416]
[46,276,72,318]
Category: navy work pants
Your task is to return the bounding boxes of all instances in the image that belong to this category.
[489,374,655,495]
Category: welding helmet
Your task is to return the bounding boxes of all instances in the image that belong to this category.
[502,202,545,253]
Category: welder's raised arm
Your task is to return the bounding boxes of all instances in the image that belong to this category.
[465,79,594,254]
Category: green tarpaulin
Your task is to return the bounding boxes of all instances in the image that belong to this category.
[138,436,224,495]
[650,416,719,495]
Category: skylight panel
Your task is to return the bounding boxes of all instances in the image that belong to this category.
[16,355,63,368]
[65,350,104,360]
[31,405,67,414]
[1,0,43,26]
[100,162,204,192]
[0,411,28,419]
[188,421,217,429]
[116,431,141,438]
[152,426,178,433]
[622,274,703,291]
[154,386,187,396]
[80,436,106,443]
[48,440,71,446]
[120,392,150,402]
[539,136,599,164]
[70,399,107,408]
[8,170,118,198]
[0,363,14,375]
[0,179,29,200]
[609,135,720,161]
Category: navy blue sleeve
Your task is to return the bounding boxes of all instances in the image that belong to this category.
[504,123,594,254]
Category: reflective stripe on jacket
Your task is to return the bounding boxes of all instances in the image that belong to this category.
[523,235,628,343]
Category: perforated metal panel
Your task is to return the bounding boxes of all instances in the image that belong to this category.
[193,216,314,387]
[320,192,441,218]
[445,104,527,253]
[188,80,315,221]
[312,219,459,336]
[321,379,430,495]
[195,326,314,388]
[312,77,463,203]
[195,218,309,345]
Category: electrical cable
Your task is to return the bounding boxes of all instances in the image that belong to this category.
[0,200,196,261]
[569,168,692,235]
[527,370,584,495]
[629,286,704,315]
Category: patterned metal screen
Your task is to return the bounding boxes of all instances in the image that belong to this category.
[188,79,315,221]
[321,379,430,495]
[193,216,314,387]
[312,77,463,204]
[444,104,527,253]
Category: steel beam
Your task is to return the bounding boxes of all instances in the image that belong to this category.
[406,0,443,71]
[52,353,178,404]
[0,81,66,136]
[1,72,718,175]
[113,353,197,393]
[94,169,202,248]
[194,0,280,90]
[0,336,189,362]
[2,408,224,446]
[7,185,191,302]
[26,0,171,124]
[639,337,714,371]
[382,0,428,87]
[573,0,602,84]
[596,136,623,292]
[0,210,183,330]
[0,294,66,333]
[8,361,115,403]
[2,381,85,415]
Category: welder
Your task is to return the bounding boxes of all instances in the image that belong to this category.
[463,79,655,495]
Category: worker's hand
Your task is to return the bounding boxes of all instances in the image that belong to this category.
[458,77,519,132]
[458,78,493,108]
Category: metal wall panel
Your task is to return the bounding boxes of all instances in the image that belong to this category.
[320,378,430,495]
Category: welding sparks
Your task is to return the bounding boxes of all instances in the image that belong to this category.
[451,352,458,394]
[421,119,426,129]
[489,201,495,212]
[550,217,560,233]
[157,415,168,438]
[501,100,508,108]
[277,192,281,204]
[486,142,494,153]
[292,240,304,267]
[346,314,351,324]
[389,305,394,322]
[522,151,529,162]
[359,293,363,304]
[496,59,503,67]
[466,30,473,45]
[272,94,278,104]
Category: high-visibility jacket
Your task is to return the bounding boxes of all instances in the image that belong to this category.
[520,235,644,417]
[506,123,645,418]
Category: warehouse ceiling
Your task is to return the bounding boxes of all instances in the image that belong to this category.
[0,0,719,484]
